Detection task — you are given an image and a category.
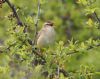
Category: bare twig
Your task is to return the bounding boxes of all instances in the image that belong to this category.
[5,0,23,26]
[33,0,41,45]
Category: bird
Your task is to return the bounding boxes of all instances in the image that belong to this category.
[36,21,56,48]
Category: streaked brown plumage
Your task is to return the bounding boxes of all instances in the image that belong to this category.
[37,21,56,48]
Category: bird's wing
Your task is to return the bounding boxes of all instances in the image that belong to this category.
[37,27,46,40]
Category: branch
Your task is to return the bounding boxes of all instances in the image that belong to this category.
[88,0,100,25]
[32,48,46,63]
[33,0,41,45]
[93,12,100,26]
[66,43,100,56]
[90,11,100,29]
[31,0,42,63]
[5,0,23,26]
[80,0,100,29]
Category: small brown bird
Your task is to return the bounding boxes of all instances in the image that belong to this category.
[37,21,56,48]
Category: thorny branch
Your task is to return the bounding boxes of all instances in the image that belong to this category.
[5,0,23,26]
[5,0,29,37]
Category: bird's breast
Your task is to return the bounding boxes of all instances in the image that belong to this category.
[37,27,56,48]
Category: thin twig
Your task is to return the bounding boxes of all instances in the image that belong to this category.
[66,43,100,56]
[33,0,41,45]
[93,12,100,23]
[5,0,23,26]
[57,65,60,79]
[32,0,42,61]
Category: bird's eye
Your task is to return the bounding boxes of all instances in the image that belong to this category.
[46,23,53,26]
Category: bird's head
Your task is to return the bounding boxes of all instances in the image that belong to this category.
[44,21,54,27]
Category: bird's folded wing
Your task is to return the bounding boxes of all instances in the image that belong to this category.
[37,28,46,40]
